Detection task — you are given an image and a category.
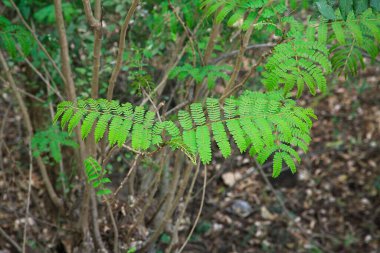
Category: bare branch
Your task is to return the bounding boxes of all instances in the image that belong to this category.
[212,42,275,64]
[90,190,109,253]
[0,227,21,252]
[113,154,141,198]
[178,164,207,253]
[168,0,204,66]
[141,161,195,252]
[8,0,66,83]
[220,50,270,100]
[140,43,187,106]
[107,0,140,100]
[82,0,101,28]
[22,141,33,253]
[16,48,64,101]
[222,1,273,98]
[0,50,64,210]
[53,0,77,101]
[91,0,103,99]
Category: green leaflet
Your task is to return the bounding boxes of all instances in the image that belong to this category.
[339,0,353,20]
[81,112,100,139]
[316,0,336,20]
[272,152,283,178]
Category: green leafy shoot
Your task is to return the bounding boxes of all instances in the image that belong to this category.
[262,39,332,97]
[169,64,232,89]
[84,157,112,196]
[0,15,34,57]
[31,126,78,163]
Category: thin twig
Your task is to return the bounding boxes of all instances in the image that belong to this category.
[22,141,33,253]
[9,0,66,83]
[142,88,163,122]
[90,0,102,99]
[140,44,188,106]
[113,154,141,198]
[212,43,276,64]
[105,199,119,253]
[107,0,140,100]
[256,161,292,215]
[141,162,194,252]
[90,190,108,253]
[220,50,271,100]
[222,1,273,98]
[168,0,204,66]
[16,48,64,101]
[163,100,190,117]
[0,50,64,210]
[166,160,201,252]
[141,15,205,106]
[193,8,222,100]
[0,77,45,103]
[178,164,207,253]
[0,104,11,169]
[126,160,165,241]
[0,227,22,252]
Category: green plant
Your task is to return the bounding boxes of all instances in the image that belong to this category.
[2,0,380,251]
[201,0,285,33]
[169,64,232,89]
[316,0,380,20]
[51,0,380,181]
[31,126,78,163]
[262,40,331,97]
[0,15,33,57]
[54,90,314,177]
[84,157,112,195]
[284,8,380,75]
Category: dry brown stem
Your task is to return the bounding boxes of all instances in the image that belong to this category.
[107,0,140,100]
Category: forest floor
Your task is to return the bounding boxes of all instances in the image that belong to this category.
[1,67,380,253]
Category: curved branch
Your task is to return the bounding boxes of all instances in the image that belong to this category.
[107,0,140,100]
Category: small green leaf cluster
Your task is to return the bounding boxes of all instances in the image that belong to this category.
[31,126,78,163]
[84,157,112,196]
[315,0,380,20]
[282,8,380,76]
[262,40,332,97]
[328,9,380,74]
[0,16,34,57]
[201,0,285,33]
[169,64,232,89]
[54,91,315,178]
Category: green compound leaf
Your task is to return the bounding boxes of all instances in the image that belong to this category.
[55,91,315,178]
